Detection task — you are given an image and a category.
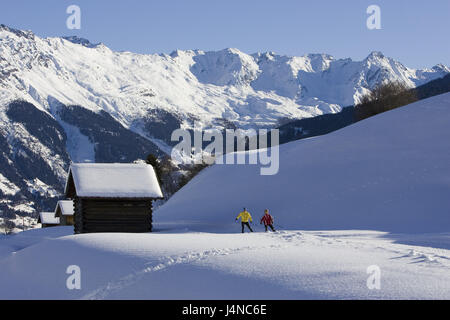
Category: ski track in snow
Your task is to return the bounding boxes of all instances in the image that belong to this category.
[271,230,450,272]
[308,231,450,269]
[80,231,450,299]
[81,243,283,300]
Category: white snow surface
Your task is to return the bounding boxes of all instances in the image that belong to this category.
[68,163,163,198]
[56,200,74,216]
[38,212,59,225]
[57,119,95,163]
[0,228,449,299]
[156,93,450,233]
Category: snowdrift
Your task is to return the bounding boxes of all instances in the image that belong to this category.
[1,229,450,299]
[156,93,450,233]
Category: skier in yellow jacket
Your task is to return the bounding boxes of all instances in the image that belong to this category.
[236,208,253,233]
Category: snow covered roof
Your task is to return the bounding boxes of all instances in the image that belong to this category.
[39,212,60,225]
[65,163,163,199]
[56,200,74,216]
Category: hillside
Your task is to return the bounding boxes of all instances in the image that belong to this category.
[155,93,450,233]
[277,73,450,144]
[1,94,450,299]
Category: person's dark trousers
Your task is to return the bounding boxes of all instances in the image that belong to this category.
[242,222,253,233]
[264,224,276,232]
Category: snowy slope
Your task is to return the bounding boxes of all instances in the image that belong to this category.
[0,228,449,299]
[1,95,450,299]
[155,93,450,233]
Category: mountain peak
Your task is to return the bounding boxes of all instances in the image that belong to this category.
[432,64,450,73]
[0,24,35,40]
[366,51,385,60]
[223,47,243,54]
[62,36,100,48]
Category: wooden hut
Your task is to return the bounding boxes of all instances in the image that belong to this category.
[55,200,74,226]
[38,212,60,228]
[64,163,163,234]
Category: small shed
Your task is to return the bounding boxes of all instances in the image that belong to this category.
[64,163,163,234]
[38,212,60,228]
[55,200,74,226]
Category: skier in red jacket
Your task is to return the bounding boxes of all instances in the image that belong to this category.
[260,209,276,232]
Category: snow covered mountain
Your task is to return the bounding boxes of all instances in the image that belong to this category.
[0,23,448,219]
[1,24,448,130]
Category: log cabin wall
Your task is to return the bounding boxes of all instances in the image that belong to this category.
[65,215,74,225]
[74,197,153,234]
[74,197,83,234]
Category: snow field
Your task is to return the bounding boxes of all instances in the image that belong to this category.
[0,228,449,299]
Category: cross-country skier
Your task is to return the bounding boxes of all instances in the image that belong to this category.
[236,208,253,233]
[260,209,276,232]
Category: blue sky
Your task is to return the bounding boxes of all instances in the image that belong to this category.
[1,0,449,68]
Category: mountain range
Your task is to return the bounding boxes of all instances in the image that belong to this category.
[0,24,448,221]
